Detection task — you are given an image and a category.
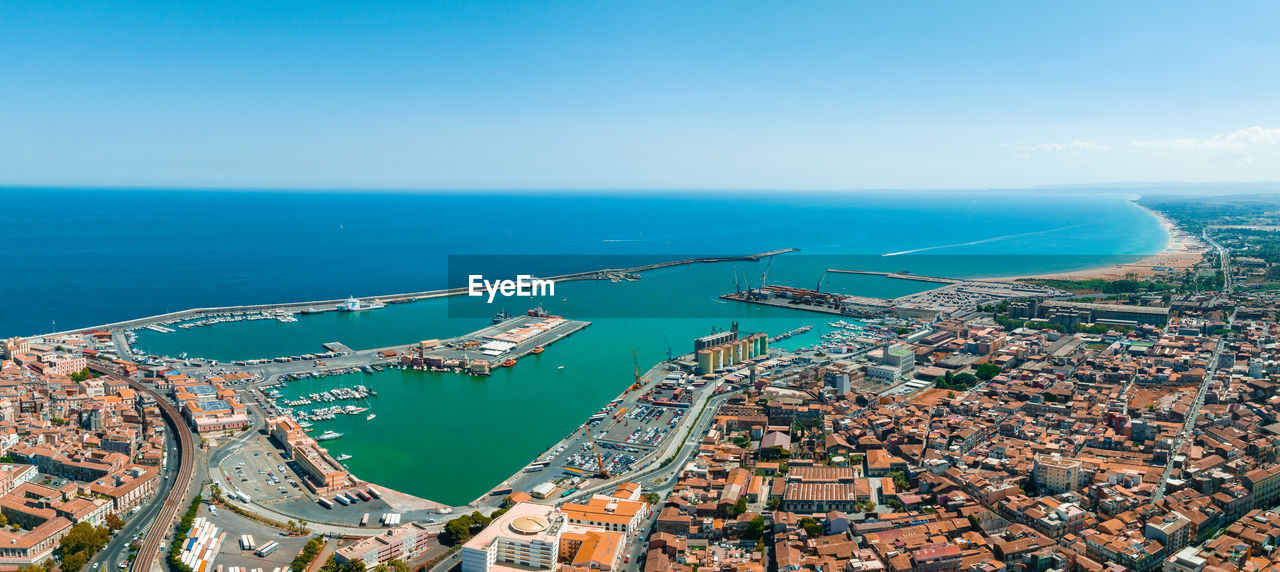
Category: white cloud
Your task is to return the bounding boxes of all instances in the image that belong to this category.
[1131,126,1280,163]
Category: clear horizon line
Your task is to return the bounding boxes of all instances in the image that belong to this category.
[2,180,1280,194]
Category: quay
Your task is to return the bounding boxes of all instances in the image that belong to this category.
[723,269,1068,321]
[196,314,591,381]
[322,342,354,354]
[37,248,799,341]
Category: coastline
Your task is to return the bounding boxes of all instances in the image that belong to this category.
[998,201,1207,281]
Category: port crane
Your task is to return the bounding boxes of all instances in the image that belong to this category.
[816,269,829,293]
[585,431,610,479]
[759,256,774,289]
[629,350,643,391]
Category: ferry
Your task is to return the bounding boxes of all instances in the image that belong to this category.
[316,430,344,441]
[337,296,386,312]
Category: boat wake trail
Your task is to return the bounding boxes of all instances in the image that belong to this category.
[882,223,1091,256]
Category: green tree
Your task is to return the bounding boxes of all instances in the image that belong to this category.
[888,470,909,490]
[974,363,1001,380]
[728,497,748,516]
[291,536,326,572]
[61,552,88,572]
[319,555,367,572]
[643,492,661,506]
[797,517,825,537]
[743,515,767,540]
[59,522,109,557]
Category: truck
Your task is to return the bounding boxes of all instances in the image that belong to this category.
[334,495,350,506]
[366,486,382,499]
[317,497,334,509]
[254,541,280,557]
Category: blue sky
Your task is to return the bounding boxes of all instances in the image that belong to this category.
[2,1,1278,190]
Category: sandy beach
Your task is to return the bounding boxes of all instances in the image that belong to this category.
[1005,202,1207,281]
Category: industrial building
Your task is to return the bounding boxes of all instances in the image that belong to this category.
[693,328,768,375]
[1008,299,1169,327]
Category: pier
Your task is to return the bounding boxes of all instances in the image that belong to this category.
[723,269,1068,321]
[323,342,354,354]
[42,248,800,343]
[214,315,592,382]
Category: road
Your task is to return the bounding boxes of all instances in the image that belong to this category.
[1151,230,1235,502]
[89,424,182,571]
[1204,230,1233,293]
[123,378,197,572]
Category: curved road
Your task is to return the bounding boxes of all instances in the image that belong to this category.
[124,378,196,572]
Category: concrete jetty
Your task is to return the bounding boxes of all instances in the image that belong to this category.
[37,248,801,340]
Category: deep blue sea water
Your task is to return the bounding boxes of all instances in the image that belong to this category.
[1,188,1166,336]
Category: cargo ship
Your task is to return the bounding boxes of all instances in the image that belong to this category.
[337,296,386,312]
[493,309,511,324]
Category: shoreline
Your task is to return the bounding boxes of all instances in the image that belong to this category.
[991,201,1207,282]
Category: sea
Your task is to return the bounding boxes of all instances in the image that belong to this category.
[0,187,1168,505]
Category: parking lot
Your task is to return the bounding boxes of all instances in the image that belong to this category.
[217,437,310,505]
[198,499,309,571]
[600,404,684,447]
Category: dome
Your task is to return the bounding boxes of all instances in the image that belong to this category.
[509,515,549,535]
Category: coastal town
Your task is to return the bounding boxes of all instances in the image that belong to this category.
[10,196,1280,572]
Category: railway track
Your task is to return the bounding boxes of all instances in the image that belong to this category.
[113,375,195,572]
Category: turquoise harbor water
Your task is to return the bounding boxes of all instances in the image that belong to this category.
[4,188,1169,505]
